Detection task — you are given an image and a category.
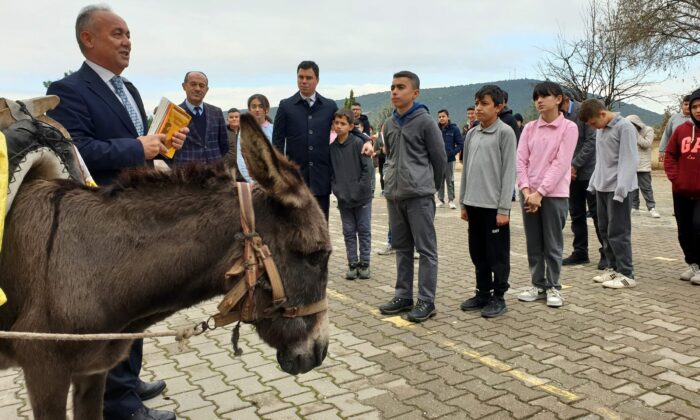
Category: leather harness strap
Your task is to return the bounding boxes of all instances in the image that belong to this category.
[211,182,327,328]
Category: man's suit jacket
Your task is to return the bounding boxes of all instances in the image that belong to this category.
[272,92,338,195]
[47,62,147,185]
[173,101,228,164]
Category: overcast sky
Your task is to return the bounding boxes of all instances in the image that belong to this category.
[1,0,697,114]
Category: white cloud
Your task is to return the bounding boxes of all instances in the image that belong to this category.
[1,0,696,114]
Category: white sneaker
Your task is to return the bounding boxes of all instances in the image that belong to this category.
[593,268,616,283]
[631,209,640,216]
[602,273,637,288]
[691,273,700,285]
[649,208,661,218]
[681,264,699,281]
[377,243,395,255]
[546,288,563,307]
[517,287,546,302]
[437,201,445,208]
[448,201,457,209]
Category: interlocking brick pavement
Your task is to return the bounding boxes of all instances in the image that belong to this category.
[3,171,700,419]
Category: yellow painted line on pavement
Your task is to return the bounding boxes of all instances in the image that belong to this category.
[327,288,622,419]
[653,256,677,262]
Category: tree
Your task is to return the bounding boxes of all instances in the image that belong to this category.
[43,71,75,89]
[372,102,393,130]
[618,0,700,64]
[343,89,356,109]
[538,0,661,108]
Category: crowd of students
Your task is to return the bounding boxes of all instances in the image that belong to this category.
[329,77,700,322]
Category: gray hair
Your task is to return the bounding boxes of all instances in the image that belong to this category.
[75,4,112,52]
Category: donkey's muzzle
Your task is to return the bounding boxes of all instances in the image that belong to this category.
[277,340,328,375]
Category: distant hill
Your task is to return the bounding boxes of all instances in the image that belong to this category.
[272,78,662,129]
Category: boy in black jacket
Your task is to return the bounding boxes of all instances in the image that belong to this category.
[331,109,373,279]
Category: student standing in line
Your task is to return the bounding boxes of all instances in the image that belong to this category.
[626,115,660,218]
[330,109,373,280]
[664,88,700,284]
[459,85,517,318]
[579,99,639,289]
[516,81,577,307]
[378,70,447,323]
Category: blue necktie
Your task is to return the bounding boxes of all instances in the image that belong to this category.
[110,75,144,135]
[194,106,202,116]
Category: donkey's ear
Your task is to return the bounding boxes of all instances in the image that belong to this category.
[239,113,311,208]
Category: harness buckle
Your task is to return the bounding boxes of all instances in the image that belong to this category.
[283,306,299,318]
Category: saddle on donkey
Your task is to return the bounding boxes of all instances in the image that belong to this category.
[0,96,95,306]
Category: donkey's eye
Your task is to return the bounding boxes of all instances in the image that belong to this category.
[295,250,327,267]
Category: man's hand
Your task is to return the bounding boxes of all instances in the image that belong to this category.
[571,166,577,180]
[658,152,665,163]
[496,214,509,226]
[170,127,189,150]
[461,207,468,222]
[361,141,374,156]
[138,134,168,159]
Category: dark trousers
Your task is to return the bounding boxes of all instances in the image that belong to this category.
[597,191,634,278]
[522,196,569,289]
[103,340,143,419]
[378,156,386,191]
[387,196,438,303]
[569,179,604,260]
[466,206,510,296]
[673,193,700,265]
[339,203,372,264]
[631,172,656,210]
[315,194,330,221]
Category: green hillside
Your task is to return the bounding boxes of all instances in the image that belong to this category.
[328,79,662,129]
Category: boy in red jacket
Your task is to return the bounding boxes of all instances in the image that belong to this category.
[665,88,700,284]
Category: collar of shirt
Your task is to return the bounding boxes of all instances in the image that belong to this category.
[536,112,566,128]
[606,113,622,129]
[85,60,127,94]
[184,100,204,114]
[477,119,501,134]
[299,92,317,105]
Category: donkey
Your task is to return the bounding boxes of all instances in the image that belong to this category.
[0,114,331,419]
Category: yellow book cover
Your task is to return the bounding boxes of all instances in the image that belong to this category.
[148,98,191,159]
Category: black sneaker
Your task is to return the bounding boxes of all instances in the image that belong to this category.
[345,262,359,280]
[460,294,491,311]
[405,299,436,323]
[562,254,590,266]
[379,297,413,315]
[481,296,507,318]
[357,261,371,279]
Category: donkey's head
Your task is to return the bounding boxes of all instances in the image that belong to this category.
[238,114,331,374]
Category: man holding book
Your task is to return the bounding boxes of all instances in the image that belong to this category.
[47,4,185,420]
[174,71,228,164]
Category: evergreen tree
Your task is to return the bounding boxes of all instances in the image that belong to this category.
[343,89,356,109]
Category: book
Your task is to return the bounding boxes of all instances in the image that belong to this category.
[148,97,191,159]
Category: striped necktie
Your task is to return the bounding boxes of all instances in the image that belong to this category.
[110,75,144,135]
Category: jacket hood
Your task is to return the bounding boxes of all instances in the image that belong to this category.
[625,114,645,130]
[689,89,700,127]
[393,102,429,126]
[499,107,513,117]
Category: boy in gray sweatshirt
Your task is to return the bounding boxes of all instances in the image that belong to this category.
[459,85,517,318]
[579,99,639,289]
[378,70,447,323]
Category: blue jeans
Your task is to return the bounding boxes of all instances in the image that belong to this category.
[339,203,372,263]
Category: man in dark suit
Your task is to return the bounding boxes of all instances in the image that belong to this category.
[174,71,228,164]
[273,61,373,219]
[46,5,185,420]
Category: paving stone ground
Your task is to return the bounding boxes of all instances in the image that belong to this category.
[3,170,700,419]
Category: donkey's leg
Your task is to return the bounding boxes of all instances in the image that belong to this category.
[72,372,107,420]
[23,364,70,420]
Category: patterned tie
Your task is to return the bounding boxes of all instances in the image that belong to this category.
[110,75,144,135]
[194,106,202,116]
